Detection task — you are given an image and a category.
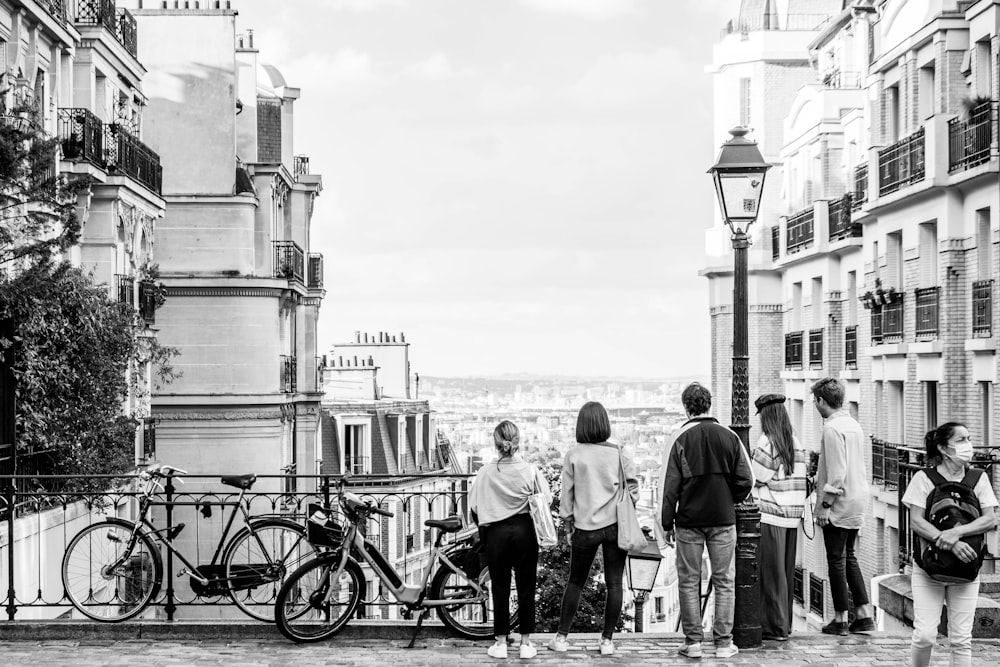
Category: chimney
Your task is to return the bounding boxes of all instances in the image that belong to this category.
[392,336,397,343]
[353,356,358,366]
[379,332,384,343]
[247,29,253,48]
[354,331,360,343]
[368,356,374,365]
[400,332,405,342]
[364,332,368,343]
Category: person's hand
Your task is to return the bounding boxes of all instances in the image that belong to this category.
[564,517,575,545]
[951,540,977,563]
[663,529,675,548]
[816,508,831,527]
[935,528,963,550]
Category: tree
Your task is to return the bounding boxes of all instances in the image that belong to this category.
[533,463,632,633]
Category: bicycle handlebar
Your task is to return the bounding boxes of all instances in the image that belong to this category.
[368,504,394,518]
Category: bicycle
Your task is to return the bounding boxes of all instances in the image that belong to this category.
[61,463,316,622]
[274,476,516,644]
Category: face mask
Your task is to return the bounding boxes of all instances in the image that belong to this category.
[947,442,973,464]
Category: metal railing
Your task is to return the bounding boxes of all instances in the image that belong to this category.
[138,280,158,324]
[273,241,305,283]
[871,307,883,344]
[973,279,993,337]
[822,70,863,88]
[852,163,868,210]
[771,225,780,261]
[878,127,925,197]
[785,206,814,254]
[948,101,996,173]
[39,0,71,26]
[0,472,475,620]
[844,325,857,369]
[104,124,163,195]
[141,418,156,461]
[828,194,857,242]
[293,155,310,179]
[808,328,823,367]
[914,287,940,339]
[809,573,824,615]
[116,274,134,306]
[882,296,904,342]
[116,8,137,58]
[58,108,105,168]
[720,13,831,37]
[75,0,138,58]
[792,566,804,604]
[308,253,324,288]
[784,331,803,369]
[871,437,899,488]
[280,355,297,393]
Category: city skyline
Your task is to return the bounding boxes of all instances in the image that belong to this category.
[231,0,737,378]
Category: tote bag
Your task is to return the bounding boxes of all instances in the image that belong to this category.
[527,468,557,549]
[616,449,647,553]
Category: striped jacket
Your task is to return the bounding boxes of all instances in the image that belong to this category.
[751,434,808,528]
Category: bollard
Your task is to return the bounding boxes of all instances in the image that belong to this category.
[733,500,762,648]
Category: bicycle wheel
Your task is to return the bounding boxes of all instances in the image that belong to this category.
[275,555,363,643]
[62,518,162,622]
[223,519,316,622]
[432,558,517,639]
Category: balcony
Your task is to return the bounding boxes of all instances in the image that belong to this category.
[76,0,139,59]
[104,124,163,195]
[871,308,882,344]
[973,279,993,337]
[948,101,996,173]
[38,0,70,26]
[821,69,862,88]
[785,206,814,254]
[293,155,310,179]
[828,194,858,242]
[852,163,868,210]
[882,296,904,342]
[784,331,803,369]
[273,241,305,283]
[871,437,900,490]
[138,280,159,325]
[808,328,823,367]
[844,325,857,369]
[116,273,134,305]
[308,253,324,288]
[58,108,105,168]
[878,127,925,197]
[770,225,780,261]
[914,287,939,339]
[280,355,297,393]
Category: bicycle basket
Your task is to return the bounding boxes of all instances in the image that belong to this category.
[305,503,344,547]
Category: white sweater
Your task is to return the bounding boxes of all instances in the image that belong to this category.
[560,443,639,531]
[469,457,551,526]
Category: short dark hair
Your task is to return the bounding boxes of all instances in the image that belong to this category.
[682,383,711,416]
[576,401,611,444]
[810,377,844,409]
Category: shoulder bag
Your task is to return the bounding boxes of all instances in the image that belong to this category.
[527,467,557,549]
[616,448,647,552]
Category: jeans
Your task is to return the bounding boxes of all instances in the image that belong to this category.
[758,523,797,637]
[910,564,979,667]
[484,513,538,636]
[822,525,869,612]
[556,523,627,639]
[675,525,736,646]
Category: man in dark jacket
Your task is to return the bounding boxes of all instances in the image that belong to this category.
[661,383,754,660]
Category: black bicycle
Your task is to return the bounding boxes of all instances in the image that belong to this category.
[274,477,515,643]
[61,463,316,622]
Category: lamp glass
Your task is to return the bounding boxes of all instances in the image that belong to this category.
[627,553,662,594]
[714,171,766,232]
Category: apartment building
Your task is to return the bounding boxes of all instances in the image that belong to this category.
[123,1,325,488]
[706,0,1000,630]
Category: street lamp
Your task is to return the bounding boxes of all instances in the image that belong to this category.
[626,532,663,633]
[707,126,771,649]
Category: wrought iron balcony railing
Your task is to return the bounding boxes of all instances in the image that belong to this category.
[793,566,804,604]
[720,12,831,37]
[882,296,904,342]
[973,279,993,337]
[852,163,868,210]
[75,0,139,59]
[308,253,324,288]
[116,273,134,306]
[273,241,305,283]
[785,206,814,254]
[280,354,297,393]
[878,127,925,197]
[784,331,803,369]
[948,101,996,173]
[116,7,137,57]
[914,287,940,339]
[809,573,824,615]
[104,124,163,194]
[871,307,882,344]
[771,225,780,261]
[58,108,105,168]
[844,324,857,369]
[808,328,823,367]
[138,279,159,324]
[828,194,858,242]
[293,155,310,179]
[39,0,70,25]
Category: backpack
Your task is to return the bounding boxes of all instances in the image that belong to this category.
[914,467,986,583]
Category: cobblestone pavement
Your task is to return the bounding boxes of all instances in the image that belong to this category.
[2,634,999,666]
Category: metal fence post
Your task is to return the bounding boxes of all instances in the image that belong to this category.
[5,480,14,621]
[163,474,175,621]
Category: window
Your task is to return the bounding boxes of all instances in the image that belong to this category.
[925,382,937,431]
[981,382,993,448]
[339,418,371,474]
[919,223,937,285]
[918,65,935,120]
[887,231,903,288]
[975,41,992,99]
[739,77,751,127]
[888,381,904,443]
[976,208,991,280]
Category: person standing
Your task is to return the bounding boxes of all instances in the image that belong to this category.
[751,393,808,641]
[810,377,874,635]
[661,383,754,660]
[549,401,638,657]
[902,422,998,667]
[469,420,551,660]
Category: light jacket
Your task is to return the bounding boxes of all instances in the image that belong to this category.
[560,442,639,531]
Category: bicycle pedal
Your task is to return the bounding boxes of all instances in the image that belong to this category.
[177,568,191,578]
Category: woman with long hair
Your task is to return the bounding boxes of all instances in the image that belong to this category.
[469,420,550,660]
[751,393,808,641]
[549,402,638,656]
[902,422,997,667]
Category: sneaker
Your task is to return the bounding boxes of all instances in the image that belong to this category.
[849,617,875,633]
[761,633,788,642]
[487,641,507,659]
[715,643,739,659]
[548,635,569,652]
[821,620,849,636]
[519,643,538,659]
[599,638,615,655]
[678,642,702,659]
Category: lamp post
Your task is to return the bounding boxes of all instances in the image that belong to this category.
[626,532,663,633]
[707,126,771,649]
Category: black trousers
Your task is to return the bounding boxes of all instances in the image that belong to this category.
[484,513,538,636]
[556,523,627,639]
[758,523,797,637]
[823,525,869,612]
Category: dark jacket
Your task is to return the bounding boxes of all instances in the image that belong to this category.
[660,416,754,530]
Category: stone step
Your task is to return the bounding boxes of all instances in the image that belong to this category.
[878,573,1000,639]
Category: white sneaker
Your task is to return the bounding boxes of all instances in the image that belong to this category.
[548,635,569,652]
[678,642,702,658]
[715,643,739,659]
[599,638,615,655]
[519,643,538,659]
[487,641,507,659]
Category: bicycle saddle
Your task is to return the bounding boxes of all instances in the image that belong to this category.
[424,516,463,533]
[220,474,257,490]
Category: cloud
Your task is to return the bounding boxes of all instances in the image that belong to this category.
[518,0,639,19]
[329,0,407,11]
[563,47,691,111]
[403,52,475,80]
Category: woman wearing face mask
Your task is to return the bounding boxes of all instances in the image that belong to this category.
[901,423,998,667]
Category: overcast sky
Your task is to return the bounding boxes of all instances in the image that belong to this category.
[232,0,736,379]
